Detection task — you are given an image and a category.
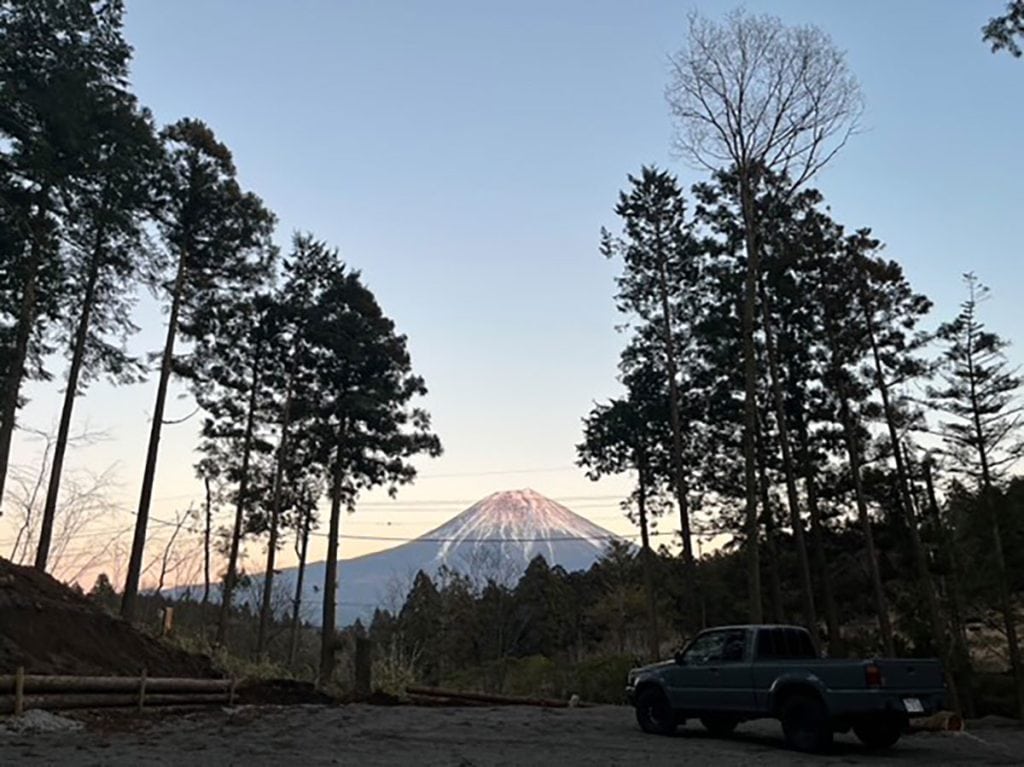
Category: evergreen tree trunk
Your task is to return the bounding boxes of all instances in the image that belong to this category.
[256,375,294,658]
[979,481,1023,719]
[921,456,975,716]
[202,475,212,608]
[970,396,1024,719]
[758,280,818,644]
[122,251,187,620]
[654,249,701,626]
[792,401,843,655]
[755,411,784,624]
[201,474,212,641]
[738,179,763,623]
[319,443,345,685]
[836,388,895,656]
[288,506,311,668]
[35,237,104,571]
[0,209,47,519]
[635,453,660,661]
[805,467,844,656]
[858,287,959,706]
[215,343,263,646]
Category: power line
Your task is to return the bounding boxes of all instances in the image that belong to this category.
[413,465,578,480]
[311,529,734,544]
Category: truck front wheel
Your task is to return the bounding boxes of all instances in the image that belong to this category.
[780,693,833,753]
[635,688,677,736]
[853,717,903,749]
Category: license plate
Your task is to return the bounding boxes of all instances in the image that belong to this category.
[903,698,924,713]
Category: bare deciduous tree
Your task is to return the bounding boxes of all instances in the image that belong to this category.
[5,426,124,582]
[667,9,862,621]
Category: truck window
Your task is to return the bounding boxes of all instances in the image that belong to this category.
[683,629,747,665]
[756,628,817,660]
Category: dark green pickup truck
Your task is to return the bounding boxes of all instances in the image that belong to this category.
[626,624,946,752]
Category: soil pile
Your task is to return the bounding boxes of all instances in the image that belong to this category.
[0,557,217,678]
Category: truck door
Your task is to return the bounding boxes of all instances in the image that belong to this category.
[666,628,755,712]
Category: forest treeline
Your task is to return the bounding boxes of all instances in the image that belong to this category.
[0,0,441,683]
[2,0,1023,717]
[572,4,1024,720]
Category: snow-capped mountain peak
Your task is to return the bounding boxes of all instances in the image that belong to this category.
[424,488,615,562]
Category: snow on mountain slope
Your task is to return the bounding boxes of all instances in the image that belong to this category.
[199,489,623,627]
[423,488,615,570]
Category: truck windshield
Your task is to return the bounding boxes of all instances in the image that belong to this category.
[756,628,817,660]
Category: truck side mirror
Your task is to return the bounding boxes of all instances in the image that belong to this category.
[674,650,687,666]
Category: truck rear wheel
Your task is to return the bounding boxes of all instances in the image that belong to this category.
[635,688,677,736]
[780,693,833,753]
[853,717,903,749]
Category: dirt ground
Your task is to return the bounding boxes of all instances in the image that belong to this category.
[0,558,217,678]
[3,704,1024,766]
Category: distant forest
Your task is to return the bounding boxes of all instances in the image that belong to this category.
[3,0,1023,719]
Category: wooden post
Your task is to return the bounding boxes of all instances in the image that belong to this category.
[354,637,373,698]
[228,677,238,706]
[138,669,147,711]
[14,666,24,716]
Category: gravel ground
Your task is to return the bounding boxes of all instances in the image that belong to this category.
[2,704,1023,766]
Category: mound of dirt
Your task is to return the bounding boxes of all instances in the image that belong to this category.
[0,557,217,678]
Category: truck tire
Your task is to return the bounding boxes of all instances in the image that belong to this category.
[853,717,902,750]
[780,693,833,753]
[700,715,739,737]
[635,688,677,736]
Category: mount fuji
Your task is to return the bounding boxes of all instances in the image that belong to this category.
[252,489,622,626]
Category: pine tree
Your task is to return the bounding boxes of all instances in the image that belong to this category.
[850,236,964,707]
[930,273,1024,719]
[296,249,441,682]
[0,0,135,513]
[35,92,164,572]
[120,119,275,620]
[601,166,704,628]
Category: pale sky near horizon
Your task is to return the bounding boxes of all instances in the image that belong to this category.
[1,1,1021,589]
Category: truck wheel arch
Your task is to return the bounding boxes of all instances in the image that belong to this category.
[633,680,668,702]
[770,681,828,717]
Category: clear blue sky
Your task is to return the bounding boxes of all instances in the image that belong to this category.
[4,1,1021,584]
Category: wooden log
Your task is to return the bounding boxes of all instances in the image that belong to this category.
[0,692,230,715]
[405,686,573,708]
[406,693,488,707]
[0,675,232,694]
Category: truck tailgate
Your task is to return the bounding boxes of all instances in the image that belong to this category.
[874,659,944,690]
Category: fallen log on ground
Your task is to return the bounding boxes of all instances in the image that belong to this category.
[406,693,490,707]
[0,692,230,715]
[0,674,231,694]
[406,686,587,708]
